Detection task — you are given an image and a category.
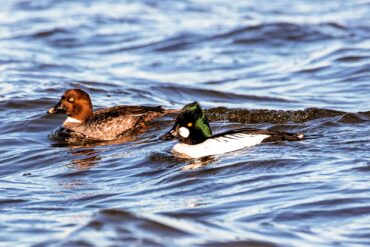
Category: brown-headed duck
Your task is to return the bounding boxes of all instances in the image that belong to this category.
[48,88,177,142]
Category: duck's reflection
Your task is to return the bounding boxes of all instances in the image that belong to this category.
[50,133,138,169]
[69,148,101,170]
[148,151,217,170]
[182,156,216,171]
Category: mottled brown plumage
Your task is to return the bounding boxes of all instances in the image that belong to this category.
[48,89,177,142]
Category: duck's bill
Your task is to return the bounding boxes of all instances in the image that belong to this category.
[47,101,66,114]
[159,129,177,141]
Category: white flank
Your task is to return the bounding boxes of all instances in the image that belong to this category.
[172,133,270,159]
[64,117,82,124]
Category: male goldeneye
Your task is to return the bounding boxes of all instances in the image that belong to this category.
[160,102,304,159]
[48,88,177,142]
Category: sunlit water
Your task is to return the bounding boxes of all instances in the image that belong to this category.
[0,0,369,246]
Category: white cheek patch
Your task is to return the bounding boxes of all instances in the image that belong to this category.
[179,127,190,138]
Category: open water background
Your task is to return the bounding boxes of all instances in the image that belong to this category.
[0,0,369,246]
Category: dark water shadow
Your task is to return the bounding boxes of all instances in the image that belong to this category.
[205,107,346,124]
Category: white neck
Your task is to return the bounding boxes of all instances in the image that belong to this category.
[64,117,82,124]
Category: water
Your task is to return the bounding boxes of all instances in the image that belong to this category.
[0,0,369,246]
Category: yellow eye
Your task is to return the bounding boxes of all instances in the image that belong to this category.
[68,97,74,102]
[187,122,193,127]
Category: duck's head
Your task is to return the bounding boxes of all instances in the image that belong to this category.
[160,101,212,145]
[48,89,93,122]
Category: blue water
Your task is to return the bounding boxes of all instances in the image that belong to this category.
[0,0,369,246]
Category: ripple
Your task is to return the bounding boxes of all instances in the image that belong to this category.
[153,85,292,104]
[0,0,370,246]
[227,22,342,45]
[60,209,193,246]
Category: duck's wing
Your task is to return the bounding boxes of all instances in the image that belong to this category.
[94,105,164,115]
[80,105,173,140]
[95,105,179,117]
[213,127,304,142]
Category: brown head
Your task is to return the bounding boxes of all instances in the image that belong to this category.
[48,89,93,122]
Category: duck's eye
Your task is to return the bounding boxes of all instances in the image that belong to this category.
[68,97,74,103]
[187,122,193,127]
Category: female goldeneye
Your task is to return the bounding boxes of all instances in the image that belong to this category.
[160,102,304,159]
[48,88,177,142]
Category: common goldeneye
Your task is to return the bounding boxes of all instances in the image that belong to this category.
[160,102,304,159]
[48,88,177,142]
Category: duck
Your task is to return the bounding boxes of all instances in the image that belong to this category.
[47,88,177,142]
[160,101,304,159]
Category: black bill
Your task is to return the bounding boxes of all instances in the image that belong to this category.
[47,101,66,114]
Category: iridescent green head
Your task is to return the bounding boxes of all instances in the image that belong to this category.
[160,102,212,144]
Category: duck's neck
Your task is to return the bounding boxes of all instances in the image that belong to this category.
[70,101,93,122]
[182,118,212,145]
[64,117,83,124]
[182,131,208,145]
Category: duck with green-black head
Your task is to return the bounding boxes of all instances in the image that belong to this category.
[160,102,304,159]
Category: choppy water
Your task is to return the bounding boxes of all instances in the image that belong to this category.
[1,0,370,246]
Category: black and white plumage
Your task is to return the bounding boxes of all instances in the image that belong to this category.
[161,102,304,159]
[173,128,304,158]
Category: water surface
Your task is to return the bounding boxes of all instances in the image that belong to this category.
[0,0,370,246]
